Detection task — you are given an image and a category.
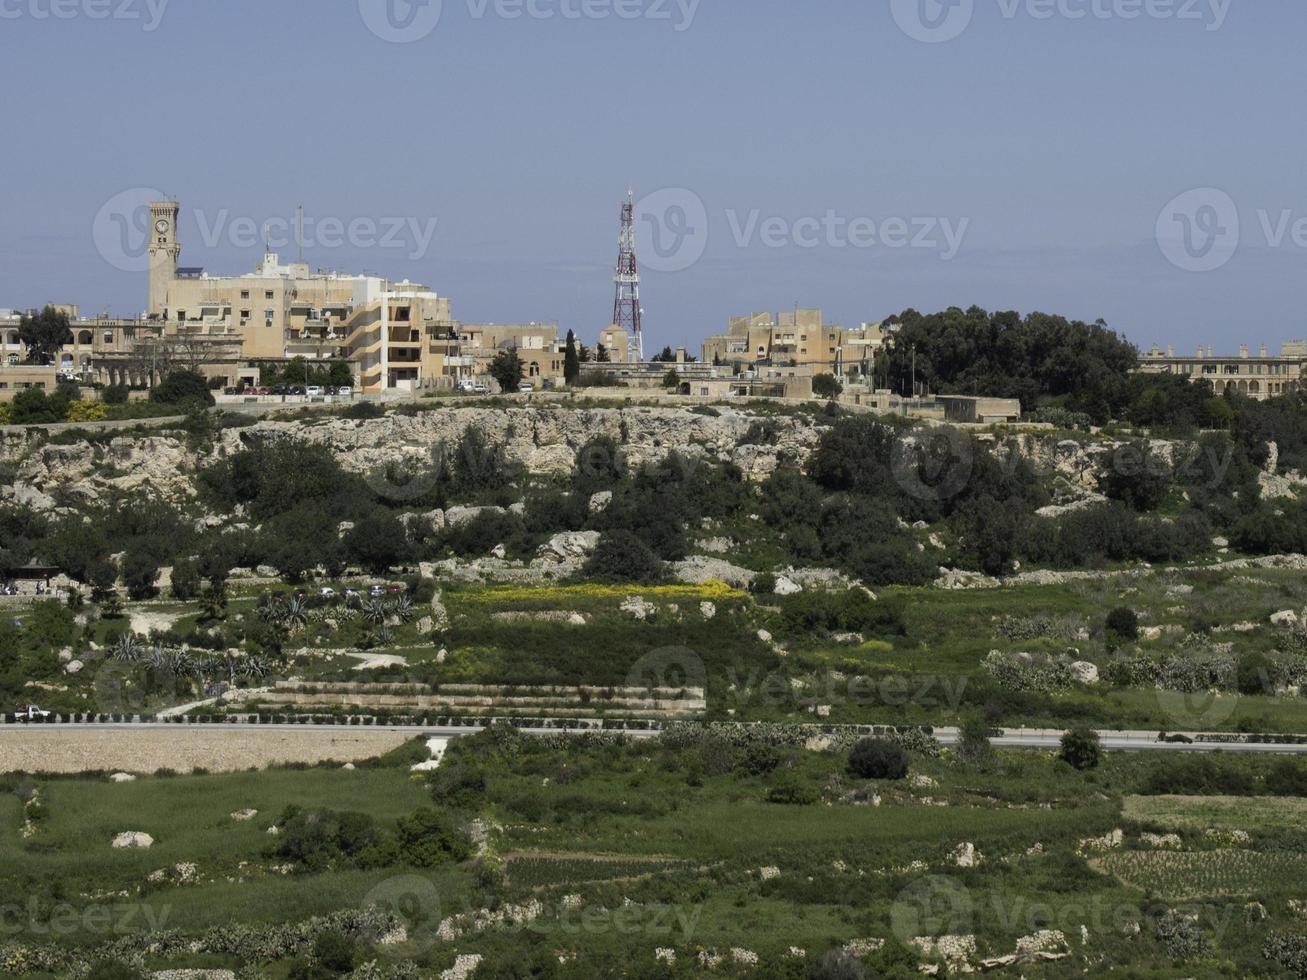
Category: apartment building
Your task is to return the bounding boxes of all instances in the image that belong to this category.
[700,309,889,380]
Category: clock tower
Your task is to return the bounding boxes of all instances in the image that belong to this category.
[147,201,181,319]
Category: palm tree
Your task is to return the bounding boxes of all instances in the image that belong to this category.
[199,582,228,622]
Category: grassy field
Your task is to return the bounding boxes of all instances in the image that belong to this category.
[1124,793,1307,831]
[3,732,1307,976]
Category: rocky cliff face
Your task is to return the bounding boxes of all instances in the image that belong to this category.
[0,405,826,512]
[2,406,1259,519]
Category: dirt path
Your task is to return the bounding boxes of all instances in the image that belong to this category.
[0,728,413,774]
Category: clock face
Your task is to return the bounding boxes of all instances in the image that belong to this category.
[155,219,169,234]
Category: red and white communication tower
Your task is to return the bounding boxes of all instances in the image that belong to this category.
[612,190,644,362]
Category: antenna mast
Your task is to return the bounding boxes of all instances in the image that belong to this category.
[612,190,643,362]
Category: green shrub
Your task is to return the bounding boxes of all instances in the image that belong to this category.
[847,738,909,780]
[767,772,819,805]
[583,530,664,583]
[1059,727,1102,771]
[1105,606,1139,641]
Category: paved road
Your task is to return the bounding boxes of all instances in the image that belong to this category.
[4,721,1307,753]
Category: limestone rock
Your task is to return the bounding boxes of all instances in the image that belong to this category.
[1069,661,1099,685]
[953,842,979,868]
[112,831,154,849]
[773,575,803,596]
[539,531,601,563]
[621,596,657,621]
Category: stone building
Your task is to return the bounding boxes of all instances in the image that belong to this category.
[1139,343,1304,401]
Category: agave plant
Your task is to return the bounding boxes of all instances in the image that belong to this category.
[361,597,389,626]
[239,655,273,681]
[283,595,310,632]
[258,594,286,624]
[388,594,414,623]
[110,633,144,664]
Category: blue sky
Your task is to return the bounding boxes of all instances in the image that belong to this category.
[1,0,1304,354]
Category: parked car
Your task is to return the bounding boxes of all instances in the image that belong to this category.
[472,383,489,395]
[290,386,306,396]
[325,386,339,396]
[223,387,238,396]
[343,588,361,601]
[319,587,337,599]
[242,387,256,395]
[368,585,386,598]
[386,582,406,595]
[257,387,271,396]
[306,386,323,397]
[520,383,535,393]
[14,705,50,722]
[337,386,353,397]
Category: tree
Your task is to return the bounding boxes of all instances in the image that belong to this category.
[847,738,910,780]
[812,373,843,399]
[1099,442,1171,511]
[564,330,580,385]
[17,306,71,365]
[583,530,664,583]
[344,511,411,574]
[1059,727,1102,770]
[150,369,215,407]
[1105,606,1139,641]
[121,550,160,601]
[651,346,676,363]
[1236,650,1275,697]
[596,343,611,363]
[170,558,202,600]
[8,388,68,425]
[956,716,993,767]
[662,369,681,389]
[489,348,524,394]
[199,581,229,622]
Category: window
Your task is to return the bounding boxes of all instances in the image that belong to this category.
[264,291,274,300]
[103,333,113,345]
[240,310,251,320]
[240,290,250,300]
[265,310,276,323]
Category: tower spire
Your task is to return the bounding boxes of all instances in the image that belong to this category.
[612,190,643,362]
